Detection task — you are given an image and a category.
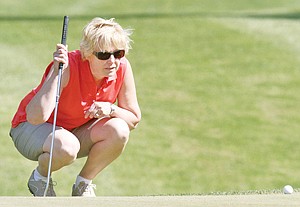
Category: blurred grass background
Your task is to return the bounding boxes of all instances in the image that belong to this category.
[1,0,300,196]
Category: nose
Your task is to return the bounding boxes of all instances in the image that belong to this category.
[108,54,115,62]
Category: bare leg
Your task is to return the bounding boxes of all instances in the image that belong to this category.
[37,128,81,177]
[79,118,130,180]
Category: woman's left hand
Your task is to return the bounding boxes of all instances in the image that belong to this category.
[84,102,112,119]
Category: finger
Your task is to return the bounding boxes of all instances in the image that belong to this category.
[90,108,101,118]
[53,57,68,65]
[84,104,96,119]
[94,112,100,118]
[89,103,96,111]
[90,112,98,119]
[57,49,67,55]
[53,51,68,64]
[56,43,68,50]
[84,111,90,119]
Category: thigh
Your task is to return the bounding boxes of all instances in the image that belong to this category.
[72,118,110,158]
[10,122,60,161]
[72,117,130,158]
[72,119,94,158]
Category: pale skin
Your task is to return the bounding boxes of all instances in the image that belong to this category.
[26,44,141,179]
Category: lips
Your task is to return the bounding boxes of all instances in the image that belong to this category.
[105,67,116,70]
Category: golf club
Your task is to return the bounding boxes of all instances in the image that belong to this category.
[44,15,69,197]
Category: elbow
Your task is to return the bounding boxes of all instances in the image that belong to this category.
[26,107,48,125]
[26,114,46,125]
[130,113,142,130]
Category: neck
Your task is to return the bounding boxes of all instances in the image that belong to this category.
[94,76,104,84]
[95,78,105,90]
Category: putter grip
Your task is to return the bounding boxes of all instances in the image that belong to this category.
[58,16,69,71]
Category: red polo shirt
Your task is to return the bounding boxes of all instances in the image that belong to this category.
[11,50,127,131]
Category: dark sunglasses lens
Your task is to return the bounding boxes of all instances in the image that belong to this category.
[97,52,111,60]
[95,50,125,60]
[114,50,125,59]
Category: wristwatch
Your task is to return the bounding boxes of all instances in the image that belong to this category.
[109,104,116,117]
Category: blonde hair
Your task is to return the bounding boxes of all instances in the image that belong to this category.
[80,17,133,59]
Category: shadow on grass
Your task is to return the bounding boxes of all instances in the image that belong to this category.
[244,11,300,20]
[1,12,210,21]
[1,11,300,21]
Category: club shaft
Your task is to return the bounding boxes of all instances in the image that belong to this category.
[43,16,69,197]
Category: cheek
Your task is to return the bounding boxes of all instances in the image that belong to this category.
[89,58,104,70]
[115,60,121,68]
[94,61,105,69]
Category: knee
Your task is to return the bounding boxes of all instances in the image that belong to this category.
[91,118,130,149]
[109,118,130,146]
[53,137,80,163]
[93,118,130,147]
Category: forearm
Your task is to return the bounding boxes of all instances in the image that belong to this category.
[85,101,141,130]
[26,68,59,125]
[26,44,69,125]
[111,104,141,130]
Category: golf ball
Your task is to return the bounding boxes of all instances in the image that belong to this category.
[283,185,293,194]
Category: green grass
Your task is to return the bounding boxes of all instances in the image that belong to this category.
[1,0,300,196]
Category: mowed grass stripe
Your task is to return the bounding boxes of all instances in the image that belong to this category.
[1,194,300,207]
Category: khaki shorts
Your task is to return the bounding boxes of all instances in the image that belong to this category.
[9,120,97,161]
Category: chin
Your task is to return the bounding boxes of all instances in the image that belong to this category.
[108,69,117,76]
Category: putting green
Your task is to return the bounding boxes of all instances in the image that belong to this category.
[1,193,299,207]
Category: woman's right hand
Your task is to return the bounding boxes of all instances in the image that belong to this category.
[53,43,69,72]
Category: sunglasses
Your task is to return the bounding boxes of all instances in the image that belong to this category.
[93,50,125,60]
